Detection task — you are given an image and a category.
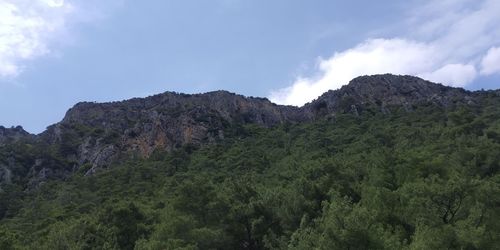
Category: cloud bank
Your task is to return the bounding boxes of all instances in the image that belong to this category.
[270,0,500,106]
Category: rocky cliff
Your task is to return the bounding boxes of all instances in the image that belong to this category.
[38,90,309,175]
[0,74,492,187]
[304,74,476,116]
[0,126,32,145]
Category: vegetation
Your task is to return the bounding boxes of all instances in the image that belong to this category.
[1,98,500,249]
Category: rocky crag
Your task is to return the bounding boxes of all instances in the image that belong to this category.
[0,126,32,145]
[1,74,496,188]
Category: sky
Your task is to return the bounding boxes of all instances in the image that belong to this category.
[1,0,500,133]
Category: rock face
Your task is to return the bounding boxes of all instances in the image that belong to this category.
[39,91,308,175]
[0,126,35,188]
[0,74,491,186]
[304,74,474,117]
[0,126,32,145]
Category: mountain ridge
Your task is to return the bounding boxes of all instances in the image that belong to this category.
[2,74,500,249]
[0,74,488,136]
[9,74,490,136]
[1,74,498,187]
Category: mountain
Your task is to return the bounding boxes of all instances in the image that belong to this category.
[1,74,499,249]
[304,74,481,115]
[0,74,493,187]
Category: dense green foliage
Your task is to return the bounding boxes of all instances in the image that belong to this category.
[1,98,500,249]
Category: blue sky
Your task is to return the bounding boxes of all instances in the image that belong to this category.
[1,0,500,133]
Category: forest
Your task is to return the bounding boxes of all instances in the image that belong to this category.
[1,96,500,249]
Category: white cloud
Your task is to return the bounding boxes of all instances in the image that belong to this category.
[421,64,477,88]
[0,0,74,77]
[480,47,500,75]
[0,0,122,78]
[270,0,500,106]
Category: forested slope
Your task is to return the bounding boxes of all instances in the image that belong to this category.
[1,90,499,249]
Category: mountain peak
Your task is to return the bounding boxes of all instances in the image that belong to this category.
[345,74,464,96]
[304,74,474,115]
[349,73,434,85]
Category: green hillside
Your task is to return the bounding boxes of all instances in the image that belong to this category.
[1,93,500,249]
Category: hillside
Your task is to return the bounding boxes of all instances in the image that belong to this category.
[1,74,485,186]
[1,74,499,249]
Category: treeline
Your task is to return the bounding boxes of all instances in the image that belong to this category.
[1,97,500,249]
